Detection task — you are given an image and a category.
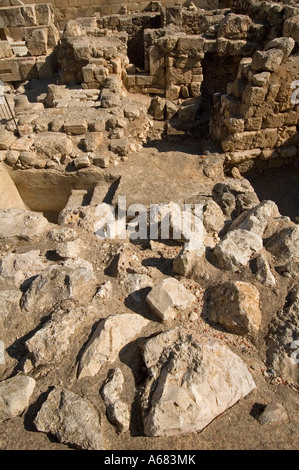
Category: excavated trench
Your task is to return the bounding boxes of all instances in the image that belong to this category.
[0,165,120,223]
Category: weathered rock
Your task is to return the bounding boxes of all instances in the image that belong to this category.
[55,240,81,259]
[0,290,22,327]
[141,329,256,436]
[44,84,69,107]
[146,277,196,322]
[214,229,263,272]
[124,273,153,302]
[266,285,299,386]
[19,151,46,169]
[148,97,166,120]
[106,244,147,279]
[21,264,96,315]
[101,90,120,108]
[73,155,90,169]
[0,375,36,422]
[0,209,50,242]
[251,49,284,73]
[84,132,103,152]
[258,402,288,425]
[173,248,204,277]
[0,126,16,150]
[64,117,88,135]
[264,37,295,61]
[207,281,262,336]
[255,253,276,287]
[203,200,225,233]
[229,200,280,238]
[34,386,104,450]
[265,225,299,261]
[25,28,48,56]
[109,138,128,156]
[217,13,252,39]
[94,280,113,300]
[78,313,150,379]
[212,178,259,218]
[101,368,130,433]
[26,306,96,367]
[34,132,73,160]
[0,250,48,287]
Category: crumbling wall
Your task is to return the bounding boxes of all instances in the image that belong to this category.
[0,3,59,82]
[210,40,299,172]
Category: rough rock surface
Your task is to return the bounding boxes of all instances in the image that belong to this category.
[214,229,263,272]
[0,375,36,422]
[101,368,130,433]
[34,387,104,450]
[146,277,196,322]
[207,281,262,336]
[141,329,256,436]
[0,209,50,241]
[78,313,150,379]
[266,285,299,386]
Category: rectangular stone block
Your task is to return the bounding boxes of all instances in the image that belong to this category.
[0,59,21,82]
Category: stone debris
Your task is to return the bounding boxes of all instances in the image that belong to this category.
[146,277,196,322]
[0,250,48,287]
[141,329,256,436]
[101,368,130,433]
[34,386,104,450]
[0,0,298,451]
[78,313,150,379]
[266,285,299,386]
[207,281,262,336]
[0,209,50,242]
[258,402,288,425]
[0,375,36,422]
[25,306,97,367]
[214,229,263,272]
[20,264,96,316]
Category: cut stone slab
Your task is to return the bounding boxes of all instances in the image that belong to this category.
[258,402,288,425]
[34,386,104,450]
[78,313,150,379]
[214,229,263,272]
[0,209,50,242]
[146,277,196,322]
[0,375,36,422]
[141,329,256,436]
[64,117,88,135]
[207,281,262,336]
[101,368,130,433]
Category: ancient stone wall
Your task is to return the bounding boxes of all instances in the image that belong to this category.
[9,0,222,27]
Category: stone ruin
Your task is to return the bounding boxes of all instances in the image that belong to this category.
[0,0,298,451]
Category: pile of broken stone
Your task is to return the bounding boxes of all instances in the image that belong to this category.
[0,173,298,449]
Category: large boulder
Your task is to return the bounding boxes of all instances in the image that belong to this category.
[141,329,256,436]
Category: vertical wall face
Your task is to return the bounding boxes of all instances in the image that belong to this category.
[0,163,27,210]
[18,0,222,25]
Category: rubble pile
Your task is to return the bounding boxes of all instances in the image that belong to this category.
[0,0,298,452]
